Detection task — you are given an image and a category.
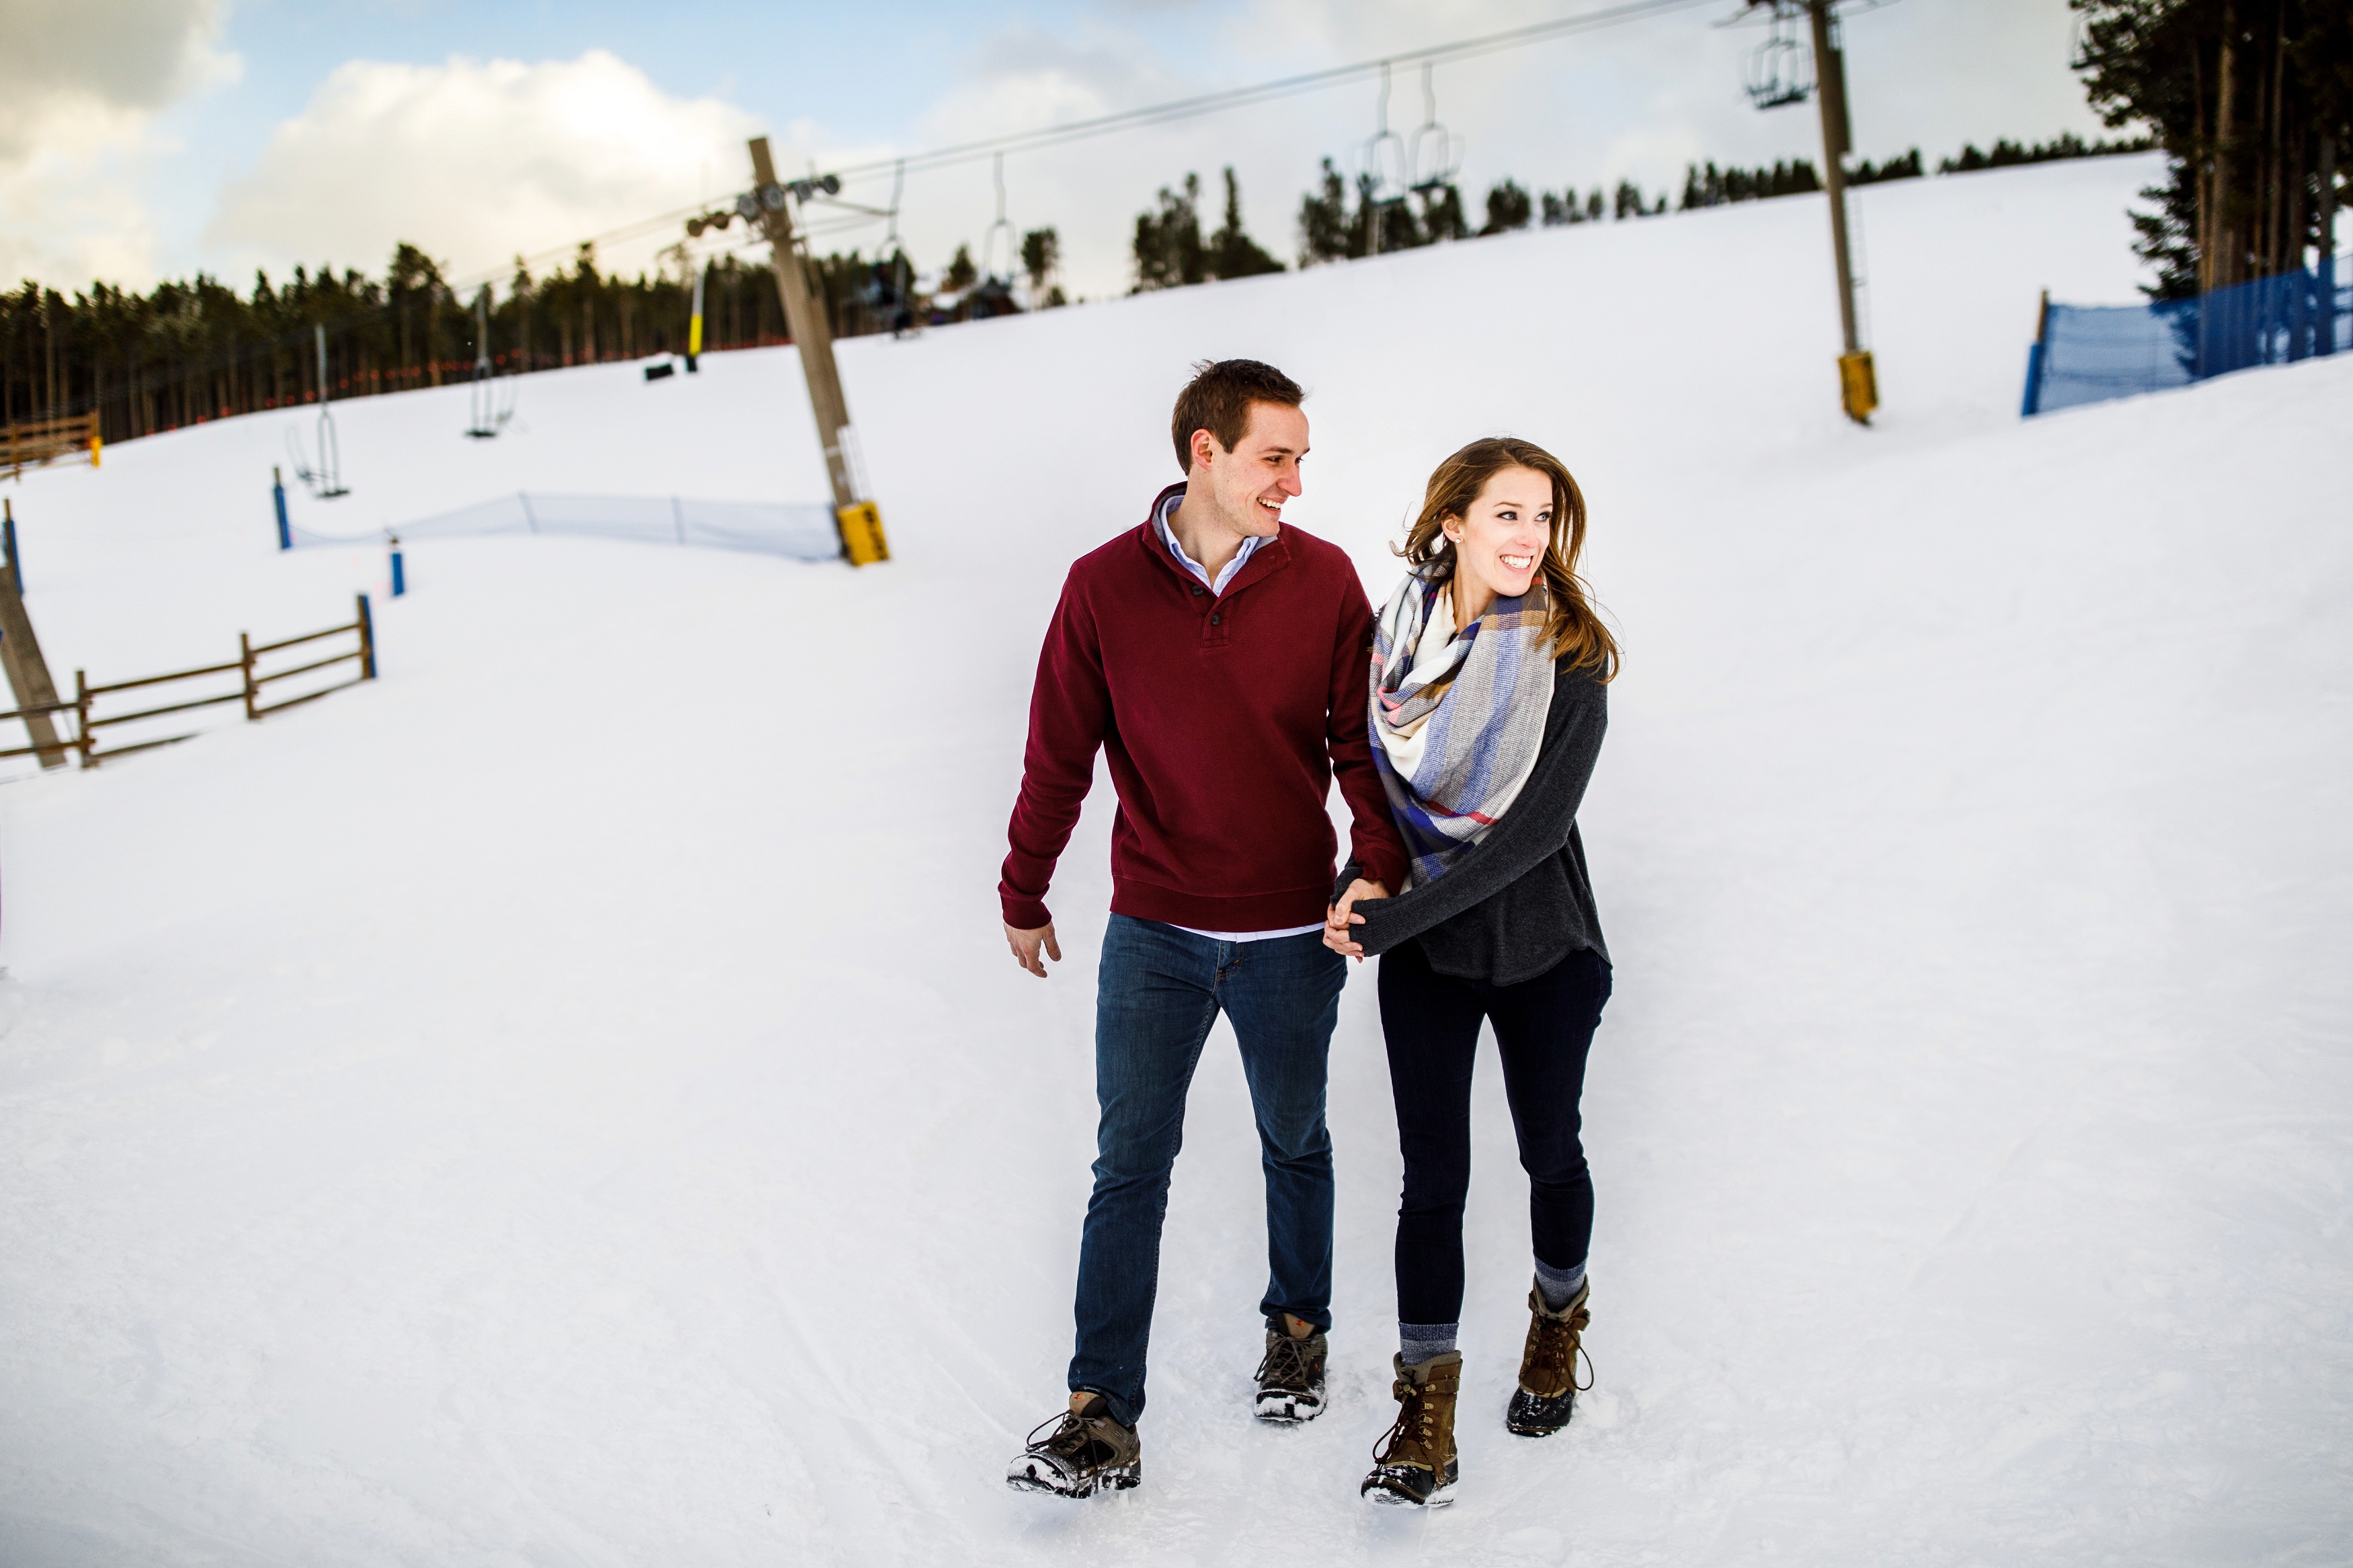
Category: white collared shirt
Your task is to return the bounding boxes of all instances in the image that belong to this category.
[1155,487,1266,596]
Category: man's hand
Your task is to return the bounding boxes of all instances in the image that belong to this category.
[1005,921,1062,979]
[1323,878,1390,960]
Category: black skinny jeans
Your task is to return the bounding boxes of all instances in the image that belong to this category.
[1377,937,1612,1327]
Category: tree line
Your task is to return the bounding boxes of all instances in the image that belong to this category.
[1128,132,2159,290]
[2073,0,2351,298]
[0,242,934,448]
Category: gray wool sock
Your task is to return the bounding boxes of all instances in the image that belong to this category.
[1399,1322,1458,1366]
[1534,1256,1588,1311]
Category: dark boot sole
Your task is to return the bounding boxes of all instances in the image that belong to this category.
[1361,1462,1458,1508]
[1253,1392,1326,1424]
[1507,1389,1576,1437]
[1006,1460,1141,1498]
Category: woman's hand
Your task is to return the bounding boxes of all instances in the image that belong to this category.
[1323,878,1391,960]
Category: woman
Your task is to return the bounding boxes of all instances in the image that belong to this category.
[1325,436,1618,1509]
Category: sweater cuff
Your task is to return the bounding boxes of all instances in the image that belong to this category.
[1000,890,1052,931]
[1353,844,1406,897]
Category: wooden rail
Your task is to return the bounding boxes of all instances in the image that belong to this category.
[1,595,376,772]
[3,413,101,481]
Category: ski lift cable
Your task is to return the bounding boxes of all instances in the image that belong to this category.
[440,0,1718,291]
[820,0,1721,188]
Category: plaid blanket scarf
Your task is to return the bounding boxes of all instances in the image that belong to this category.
[1368,571,1556,888]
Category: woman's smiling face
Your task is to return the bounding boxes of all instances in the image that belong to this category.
[1444,464,1554,614]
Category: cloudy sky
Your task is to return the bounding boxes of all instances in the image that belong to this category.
[2,0,2114,302]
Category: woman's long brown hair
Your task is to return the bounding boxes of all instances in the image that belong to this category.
[1399,436,1619,681]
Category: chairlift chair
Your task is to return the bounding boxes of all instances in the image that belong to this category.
[1744,7,1814,110]
[464,290,516,439]
[1406,62,1464,194]
[979,151,1017,291]
[1359,63,1412,209]
[288,323,350,499]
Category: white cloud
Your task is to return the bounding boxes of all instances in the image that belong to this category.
[204,51,774,289]
[0,0,235,290]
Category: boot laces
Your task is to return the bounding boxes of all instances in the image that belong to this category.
[1371,1371,1450,1464]
[1533,1303,1596,1392]
[1027,1405,1111,1462]
[1255,1331,1314,1392]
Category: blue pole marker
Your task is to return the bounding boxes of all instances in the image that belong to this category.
[389,536,405,597]
[3,501,19,594]
[2019,341,2046,419]
[273,465,292,550]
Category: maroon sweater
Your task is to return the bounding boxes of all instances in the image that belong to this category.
[1000,485,1408,933]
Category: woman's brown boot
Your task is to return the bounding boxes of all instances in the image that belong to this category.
[1361,1352,1462,1508]
[1507,1276,1591,1436]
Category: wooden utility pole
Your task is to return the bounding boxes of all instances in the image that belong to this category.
[0,503,67,768]
[746,136,889,565]
[1805,0,1875,423]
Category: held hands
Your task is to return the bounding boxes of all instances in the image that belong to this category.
[1004,921,1062,979]
[1323,879,1391,960]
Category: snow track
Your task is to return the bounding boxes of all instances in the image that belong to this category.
[2,156,2348,1564]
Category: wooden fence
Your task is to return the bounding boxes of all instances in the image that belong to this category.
[3,412,101,481]
[1,595,374,772]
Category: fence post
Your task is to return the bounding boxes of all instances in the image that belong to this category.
[356,593,376,679]
[240,631,257,720]
[74,668,93,770]
[273,466,291,550]
[0,534,67,769]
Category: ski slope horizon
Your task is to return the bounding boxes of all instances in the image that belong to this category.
[3,155,2349,1565]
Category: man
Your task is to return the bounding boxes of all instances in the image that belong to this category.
[1000,359,1406,1498]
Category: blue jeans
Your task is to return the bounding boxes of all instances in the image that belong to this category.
[1068,915,1347,1428]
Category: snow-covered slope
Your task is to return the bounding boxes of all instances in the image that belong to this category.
[3,155,2348,1565]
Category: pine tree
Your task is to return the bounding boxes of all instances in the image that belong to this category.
[2073,0,2352,298]
[1417,183,1470,241]
[1207,169,1285,278]
[1133,174,1207,290]
[1021,228,1061,295]
[1482,179,1534,234]
[1298,159,1359,264]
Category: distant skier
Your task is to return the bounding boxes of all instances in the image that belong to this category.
[999,359,1407,1498]
[1325,437,1620,1508]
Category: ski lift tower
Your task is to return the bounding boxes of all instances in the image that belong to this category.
[742,136,889,565]
[1747,0,1876,425]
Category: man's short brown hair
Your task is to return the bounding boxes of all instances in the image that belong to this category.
[1170,359,1305,472]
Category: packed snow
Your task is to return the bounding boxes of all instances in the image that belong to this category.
[3,154,2348,1565]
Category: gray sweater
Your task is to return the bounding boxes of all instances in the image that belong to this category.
[1337,658,1609,985]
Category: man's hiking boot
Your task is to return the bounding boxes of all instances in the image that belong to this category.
[1361,1352,1462,1508]
[1253,1315,1328,1423]
[1507,1276,1593,1438]
[1005,1394,1141,1498]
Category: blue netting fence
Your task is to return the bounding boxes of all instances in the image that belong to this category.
[2023,263,2350,416]
[288,493,845,561]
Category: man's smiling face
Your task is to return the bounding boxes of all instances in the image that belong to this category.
[1198,400,1308,539]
